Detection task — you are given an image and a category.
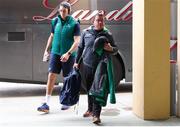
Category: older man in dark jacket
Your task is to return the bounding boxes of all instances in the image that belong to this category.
[74,12,118,124]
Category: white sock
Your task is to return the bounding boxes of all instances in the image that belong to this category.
[45,95,51,105]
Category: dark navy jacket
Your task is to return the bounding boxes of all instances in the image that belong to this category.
[76,26,118,69]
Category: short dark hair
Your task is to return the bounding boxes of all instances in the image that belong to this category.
[91,11,105,22]
[59,2,71,14]
[96,11,105,17]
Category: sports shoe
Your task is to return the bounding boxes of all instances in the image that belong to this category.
[83,111,93,117]
[61,105,70,110]
[92,116,101,124]
[37,103,49,113]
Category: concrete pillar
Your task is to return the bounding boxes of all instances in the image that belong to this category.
[177,0,180,117]
[133,0,170,119]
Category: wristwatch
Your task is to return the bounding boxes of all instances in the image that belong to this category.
[67,51,72,56]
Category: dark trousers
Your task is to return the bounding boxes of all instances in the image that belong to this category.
[81,63,102,117]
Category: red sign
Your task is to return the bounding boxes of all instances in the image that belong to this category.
[33,0,132,22]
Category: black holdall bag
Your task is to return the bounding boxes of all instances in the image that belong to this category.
[59,68,81,106]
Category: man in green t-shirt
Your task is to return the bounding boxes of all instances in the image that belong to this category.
[37,1,80,113]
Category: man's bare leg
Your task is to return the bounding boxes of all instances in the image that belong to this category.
[37,72,57,113]
[45,72,57,105]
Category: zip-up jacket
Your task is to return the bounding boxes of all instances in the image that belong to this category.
[89,55,116,106]
[76,26,118,68]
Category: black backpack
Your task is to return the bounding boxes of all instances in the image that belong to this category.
[59,69,81,106]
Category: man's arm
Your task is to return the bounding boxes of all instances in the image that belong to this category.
[73,30,86,69]
[60,22,81,62]
[104,33,118,54]
[60,35,80,62]
[75,31,85,63]
[45,33,53,52]
[43,33,53,62]
[68,36,80,55]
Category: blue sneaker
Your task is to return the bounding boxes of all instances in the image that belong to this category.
[61,105,70,110]
[37,103,49,113]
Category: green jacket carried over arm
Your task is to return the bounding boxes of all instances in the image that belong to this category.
[89,44,116,106]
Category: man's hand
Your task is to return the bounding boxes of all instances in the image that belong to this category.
[104,43,113,52]
[60,52,70,62]
[73,63,79,69]
[43,51,50,62]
